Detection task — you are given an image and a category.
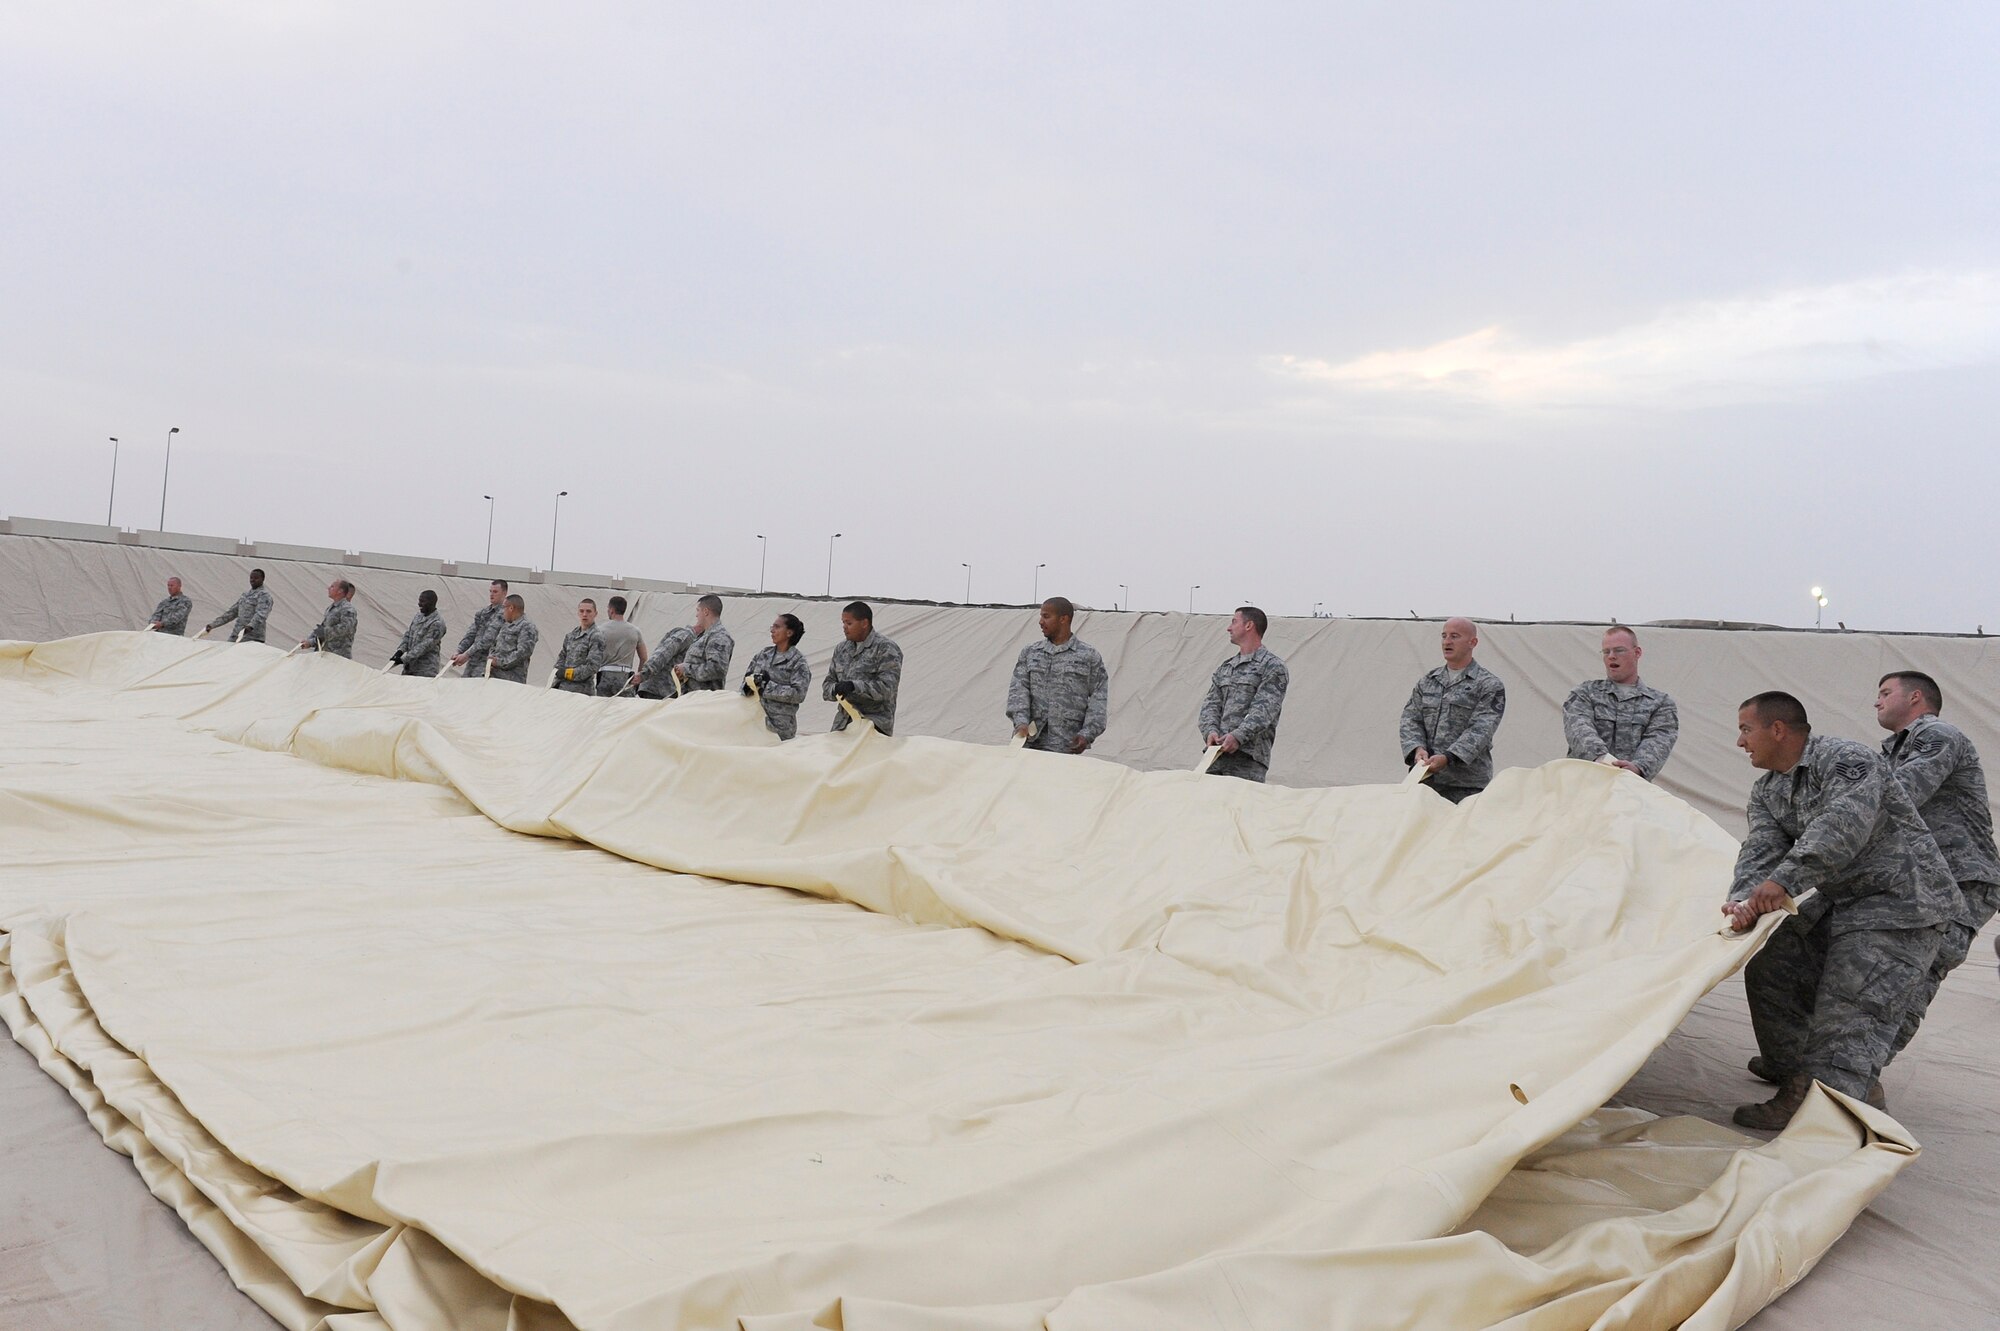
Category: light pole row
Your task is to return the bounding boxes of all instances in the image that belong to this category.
[106,428,179,530]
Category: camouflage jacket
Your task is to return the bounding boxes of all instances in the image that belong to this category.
[1562,678,1679,778]
[149,593,193,635]
[825,630,903,735]
[1007,636,1110,752]
[1400,661,1506,790]
[551,625,606,693]
[1883,715,2000,909]
[1197,646,1289,769]
[1731,734,1963,935]
[395,610,447,677]
[207,586,273,641]
[456,602,506,659]
[306,599,358,658]
[639,625,696,694]
[746,644,812,739]
[680,625,736,691]
[488,616,540,683]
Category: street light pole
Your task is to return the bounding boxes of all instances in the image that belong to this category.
[1811,585,1828,629]
[158,427,179,530]
[756,534,767,594]
[482,495,495,563]
[825,533,842,596]
[1189,584,1200,613]
[1033,562,1046,602]
[961,563,971,603]
[106,438,119,526]
[1118,583,1129,612]
[550,490,568,569]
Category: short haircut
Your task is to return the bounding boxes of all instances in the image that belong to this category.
[336,579,355,597]
[504,593,525,610]
[492,579,509,592]
[1235,605,1268,636]
[778,612,805,644]
[842,600,874,623]
[1603,624,1639,646]
[607,595,628,614]
[1880,670,1943,713]
[1042,596,1075,619]
[697,593,723,616]
[1741,691,1810,732]
[418,589,438,611]
[251,567,266,578]
[579,598,596,610]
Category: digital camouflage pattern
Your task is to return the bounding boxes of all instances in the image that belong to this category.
[680,625,736,691]
[745,644,812,740]
[149,593,193,636]
[1561,679,1679,778]
[306,600,358,658]
[488,616,540,684]
[825,630,903,735]
[551,625,606,694]
[1006,636,1110,753]
[1197,646,1288,776]
[395,610,447,677]
[456,603,505,661]
[1399,661,1507,794]
[206,586,273,642]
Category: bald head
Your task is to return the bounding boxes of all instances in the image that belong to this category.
[1441,617,1478,670]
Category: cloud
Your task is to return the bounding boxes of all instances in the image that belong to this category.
[1271,271,2000,412]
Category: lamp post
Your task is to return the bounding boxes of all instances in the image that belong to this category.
[825,533,842,596]
[1032,562,1046,603]
[1313,600,1324,618]
[482,495,495,563]
[106,438,119,526]
[158,427,179,530]
[549,490,568,569]
[1811,586,1828,629]
[1118,583,1129,612]
[755,534,768,594]
[1188,584,1200,613]
[961,563,971,603]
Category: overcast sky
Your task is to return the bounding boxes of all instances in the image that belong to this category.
[5,4,1997,629]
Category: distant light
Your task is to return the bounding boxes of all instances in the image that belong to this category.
[1810,585,1823,599]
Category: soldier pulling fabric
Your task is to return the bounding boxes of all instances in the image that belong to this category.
[743,613,812,740]
[1197,606,1288,782]
[1401,617,1507,803]
[1723,691,1960,1129]
[488,595,540,684]
[391,591,447,677]
[205,568,272,643]
[147,577,193,635]
[638,625,696,698]
[303,580,359,658]
[1561,626,1678,778]
[825,601,903,735]
[551,599,607,694]
[677,596,735,692]
[1007,597,1110,755]
[451,581,510,672]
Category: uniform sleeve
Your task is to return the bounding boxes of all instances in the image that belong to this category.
[764,651,810,706]
[305,611,326,647]
[413,616,445,658]
[1082,651,1110,742]
[494,625,537,670]
[245,591,271,636]
[1730,791,1793,899]
[1772,760,1883,902]
[822,645,842,701]
[330,606,357,654]
[689,631,732,687]
[208,599,239,629]
[1230,660,1289,749]
[455,611,482,655]
[1632,695,1679,779]
[1561,685,1608,761]
[1889,727,1959,808]
[1006,646,1034,727]
[1197,668,1224,740]
[848,640,902,703]
[1398,681,1428,760]
[1445,676,1506,766]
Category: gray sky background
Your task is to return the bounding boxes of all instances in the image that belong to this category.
[5,4,1997,629]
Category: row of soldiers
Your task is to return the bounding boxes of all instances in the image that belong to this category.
[150,575,1994,1131]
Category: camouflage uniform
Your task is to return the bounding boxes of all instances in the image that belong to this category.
[1007,636,1110,754]
[745,644,812,740]
[825,630,904,735]
[487,616,540,684]
[1561,678,1679,778]
[456,603,506,665]
[394,610,447,677]
[638,625,696,698]
[206,586,273,643]
[1881,714,2000,1057]
[148,593,193,636]
[679,624,736,691]
[593,619,643,696]
[550,625,606,694]
[1400,661,1507,802]
[1731,735,1960,1099]
[305,599,359,658]
[1197,646,1289,782]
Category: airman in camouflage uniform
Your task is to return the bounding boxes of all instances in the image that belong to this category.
[1874,672,2000,1060]
[1007,597,1110,754]
[302,579,359,658]
[450,581,510,672]
[391,590,447,677]
[638,624,696,698]
[743,613,813,740]
[825,601,903,735]
[1400,617,1506,802]
[1723,692,1959,1129]
[1198,606,1288,782]
[487,595,540,684]
[1561,626,1678,778]
[205,568,273,643]
[551,600,607,694]
[676,595,736,692]
[147,577,193,635]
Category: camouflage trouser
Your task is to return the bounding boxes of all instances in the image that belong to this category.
[1888,881,2000,1060]
[552,677,593,695]
[595,668,637,698]
[1430,783,1482,805]
[1746,913,1942,1099]
[760,701,800,741]
[1206,751,1268,783]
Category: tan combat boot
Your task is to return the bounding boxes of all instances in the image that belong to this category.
[1733,1074,1811,1130]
